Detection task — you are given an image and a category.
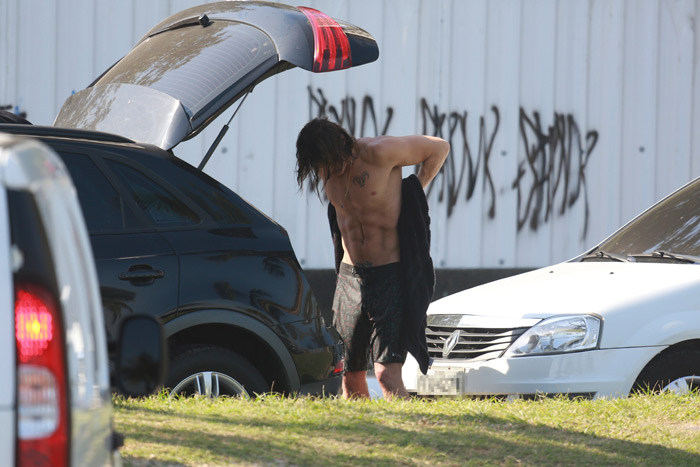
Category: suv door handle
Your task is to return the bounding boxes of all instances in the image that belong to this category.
[118,267,165,281]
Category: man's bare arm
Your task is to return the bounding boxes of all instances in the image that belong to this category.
[369,135,450,189]
[414,136,450,189]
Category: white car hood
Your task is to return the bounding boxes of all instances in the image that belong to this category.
[430,261,700,321]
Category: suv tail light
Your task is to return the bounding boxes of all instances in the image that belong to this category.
[298,7,352,72]
[15,283,68,467]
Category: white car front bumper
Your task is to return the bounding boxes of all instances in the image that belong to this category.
[402,346,664,399]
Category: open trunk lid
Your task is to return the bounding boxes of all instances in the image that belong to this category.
[54,1,379,150]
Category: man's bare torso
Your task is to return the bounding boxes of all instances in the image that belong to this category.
[325,137,402,267]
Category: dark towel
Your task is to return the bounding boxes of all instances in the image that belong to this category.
[328,174,435,374]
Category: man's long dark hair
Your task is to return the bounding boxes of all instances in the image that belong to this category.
[296,118,355,193]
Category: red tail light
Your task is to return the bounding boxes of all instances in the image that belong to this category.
[15,284,69,467]
[16,290,54,359]
[298,7,352,72]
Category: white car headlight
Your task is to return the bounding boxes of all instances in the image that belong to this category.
[505,315,601,356]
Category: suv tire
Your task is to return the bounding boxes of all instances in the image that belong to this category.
[167,345,268,398]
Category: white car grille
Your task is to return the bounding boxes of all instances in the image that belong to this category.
[426,315,531,361]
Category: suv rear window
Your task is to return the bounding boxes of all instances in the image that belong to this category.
[138,156,250,224]
[60,153,142,233]
[108,161,201,227]
[96,22,276,117]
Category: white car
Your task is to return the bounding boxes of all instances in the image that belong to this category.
[0,133,164,466]
[403,176,700,399]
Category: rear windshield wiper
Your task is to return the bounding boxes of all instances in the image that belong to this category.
[646,250,700,264]
[149,14,212,38]
[582,249,632,262]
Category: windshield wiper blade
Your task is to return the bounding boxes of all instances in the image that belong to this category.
[648,250,700,264]
[149,14,212,38]
[582,249,632,262]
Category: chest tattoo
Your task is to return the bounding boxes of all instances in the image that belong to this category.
[353,171,369,187]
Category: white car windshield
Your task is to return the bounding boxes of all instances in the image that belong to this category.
[594,178,700,258]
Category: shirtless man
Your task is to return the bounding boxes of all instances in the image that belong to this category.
[295,118,449,399]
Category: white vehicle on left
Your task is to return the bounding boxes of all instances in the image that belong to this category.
[0,133,164,466]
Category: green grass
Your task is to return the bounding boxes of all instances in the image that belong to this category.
[114,392,700,466]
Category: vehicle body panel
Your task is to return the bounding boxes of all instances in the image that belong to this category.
[274,318,342,386]
[429,261,700,349]
[93,233,180,342]
[402,346,663,398]
[166,228,310,325]
[0,180,14,465]
[0,412,12,466]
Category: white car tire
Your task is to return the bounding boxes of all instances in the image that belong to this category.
[633,349,700,395]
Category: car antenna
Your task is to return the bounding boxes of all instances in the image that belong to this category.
[198,84,254,170]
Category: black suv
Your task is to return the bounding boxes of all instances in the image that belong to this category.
[2,2,379,397]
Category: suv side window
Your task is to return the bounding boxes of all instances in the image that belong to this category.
[138,156,249,224]
[107,161,201,227]
[59,153,142,233]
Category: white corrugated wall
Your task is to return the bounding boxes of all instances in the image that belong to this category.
[1,0,699,269]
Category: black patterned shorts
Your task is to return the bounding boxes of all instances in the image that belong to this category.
[332,262,407,372]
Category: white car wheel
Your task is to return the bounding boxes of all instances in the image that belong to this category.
[633,349,700,394]
[661,376,700,395]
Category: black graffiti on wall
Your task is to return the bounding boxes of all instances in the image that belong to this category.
[420,99,499,218]
[308,87,393,137]
[306,88,598,238]
[513,109,598,238]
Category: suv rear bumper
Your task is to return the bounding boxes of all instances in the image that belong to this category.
[299,375,342,396]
